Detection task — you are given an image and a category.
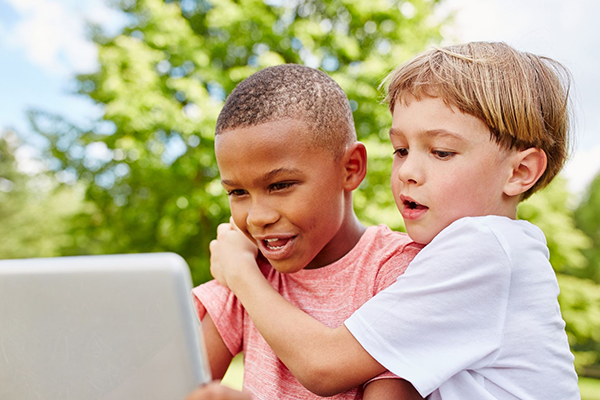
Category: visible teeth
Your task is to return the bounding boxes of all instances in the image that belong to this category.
[265,238,279,242]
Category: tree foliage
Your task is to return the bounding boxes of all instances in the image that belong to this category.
[575,171,600,283]
[35,0,444,283]
[0,131,24,214]
[18,0,599,374]
[0,130,83,259]
[519,177,600,371]
[572,171,600,373]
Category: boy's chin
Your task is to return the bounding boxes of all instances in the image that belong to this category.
[260,254,313,274]
[405,226,436,246]
[268,261,306,274]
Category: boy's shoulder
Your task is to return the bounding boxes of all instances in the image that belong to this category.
[441,216,546,247]
[366,224,423,248]
[429,216,550,274]
[357,224,424,263]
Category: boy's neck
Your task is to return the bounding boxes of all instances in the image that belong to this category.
[304,212,366,270]
[501,196,520,220]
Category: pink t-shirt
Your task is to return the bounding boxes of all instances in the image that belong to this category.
[192,225,421,400]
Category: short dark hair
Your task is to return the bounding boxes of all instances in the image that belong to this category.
[215,64,356,157]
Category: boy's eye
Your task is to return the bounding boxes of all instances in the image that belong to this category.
[270,182,295,192]
[227,189,247,197]
[433,150,455,159]
[393,148,408,157]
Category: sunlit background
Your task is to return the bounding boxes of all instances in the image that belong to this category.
[1,0,599,397]
[1,0,598,193]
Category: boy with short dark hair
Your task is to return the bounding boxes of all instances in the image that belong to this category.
[194,64,424,399]
[208,42,580,399]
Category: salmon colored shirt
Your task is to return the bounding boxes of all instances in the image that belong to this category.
[192,225,421,400]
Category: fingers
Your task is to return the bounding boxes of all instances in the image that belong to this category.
[185,382,252,400]
[216,223,232,237]
[215,221,253,249]
[225,217,244,234]
[229,217,242,232]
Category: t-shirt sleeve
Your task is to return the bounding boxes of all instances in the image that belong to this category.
[191,280,244,357]
[363,370,409,388]
[373,240,422,294]
[344,218,511,397]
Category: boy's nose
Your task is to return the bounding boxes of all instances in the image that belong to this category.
[246,202,280,228]
[396,155,424,185]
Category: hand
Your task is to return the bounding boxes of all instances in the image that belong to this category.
[209,218,259,289]
[185,382,252,400]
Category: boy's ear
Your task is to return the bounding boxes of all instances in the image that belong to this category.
[503,147,547,197]
[342,142,367,191]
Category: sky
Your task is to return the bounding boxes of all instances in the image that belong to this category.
[436,0,600,197]
[0,0,598,195]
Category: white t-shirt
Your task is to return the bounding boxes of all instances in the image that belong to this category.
[345,216,579,400]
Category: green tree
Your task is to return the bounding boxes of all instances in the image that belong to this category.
[0,130,83,259]
[519,177,600,372]
[573,171,600,375]
[22,0,600,378]
[0,130,26,234]
[35,0,444,284]
[575,172,600,283]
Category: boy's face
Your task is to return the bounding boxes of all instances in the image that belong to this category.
[389,96,517,245]
[215,119,349,273]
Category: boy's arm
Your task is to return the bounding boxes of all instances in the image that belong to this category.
[210,223,386,396]
[202,313,234,380]
[185,382,251,400]
[363,379,423,400]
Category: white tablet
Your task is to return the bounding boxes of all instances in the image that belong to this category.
[0,253,211,400]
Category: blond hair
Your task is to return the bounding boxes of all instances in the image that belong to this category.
[384,42,572,199]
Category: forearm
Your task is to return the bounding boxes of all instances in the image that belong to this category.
[185,382,252,400]
[209,222,386,394]
[229,269,385,395]
[363,378,423,400]
[202,313,234,379]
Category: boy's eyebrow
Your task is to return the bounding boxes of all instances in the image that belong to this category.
[258,167,303,182]
[420,129,466,142]
[389,127,402,137]
[221,167,303,187]
[389,127,466,142]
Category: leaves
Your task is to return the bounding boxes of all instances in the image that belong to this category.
[575,172,600,283]
[30,0,444,284]
[518,177,600,370]
[4,0,598,374]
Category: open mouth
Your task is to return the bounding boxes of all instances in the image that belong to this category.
[399,195,428,220]
[256,235,297,260]
[263,237,292,250]
[404,200,427,210]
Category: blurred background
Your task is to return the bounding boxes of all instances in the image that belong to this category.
[1,0,599,396]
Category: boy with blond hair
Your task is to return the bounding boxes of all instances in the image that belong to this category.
[209,42,580,399]
[194,64,424,399]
